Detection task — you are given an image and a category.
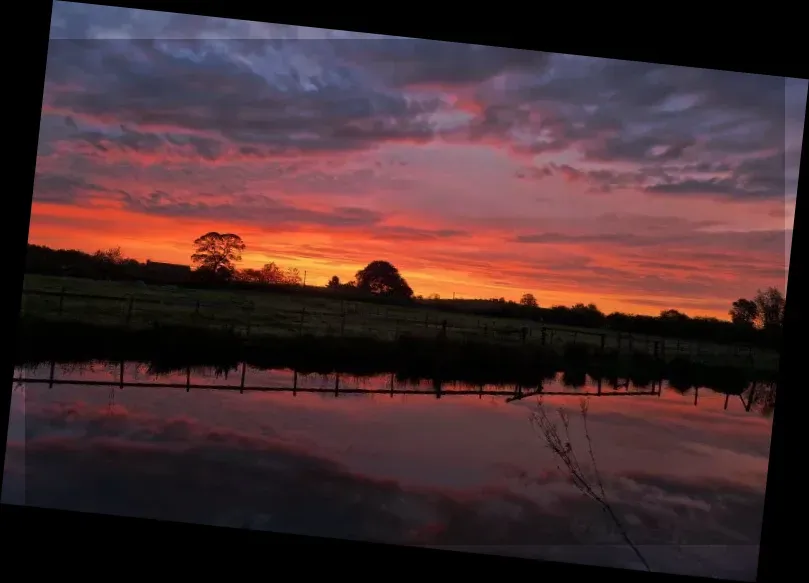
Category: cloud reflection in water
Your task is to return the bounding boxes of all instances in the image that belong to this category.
[4,365,770,581]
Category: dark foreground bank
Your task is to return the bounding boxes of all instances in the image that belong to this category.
[15,317,777,395]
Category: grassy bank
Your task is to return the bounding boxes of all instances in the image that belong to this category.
[21,273,780,371]
[16,316,776,395]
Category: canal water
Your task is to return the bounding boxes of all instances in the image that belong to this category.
[4,362,772,580]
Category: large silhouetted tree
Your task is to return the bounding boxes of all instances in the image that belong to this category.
[520,293,538,308]
[355,260,413,299]
[326,276,341,289]
[191,232,245,281]
[754,287,785,331]
[729,298,759,327]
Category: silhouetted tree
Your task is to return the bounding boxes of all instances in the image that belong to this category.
[93,247,125,264]
[427,293,441,301]
[191,232,245,281]
[259,263,286,284]
[754,287,785,331]
[92,246,137,279]
[568,303,606,328]
[660,309,688,321]
[234,262,302,286]
[729,298,758,327]
[284,267,303,286]
[520,293,538,308]
[355,260,413,299]
[326,276,341,289]
[235,268,263,284]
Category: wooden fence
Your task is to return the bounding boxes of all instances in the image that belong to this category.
[18,287,766,365]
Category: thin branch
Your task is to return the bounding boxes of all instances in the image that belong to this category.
[580,398,606,501]
[530,397,651,572]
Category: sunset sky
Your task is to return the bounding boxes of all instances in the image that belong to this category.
[33,1,805,318]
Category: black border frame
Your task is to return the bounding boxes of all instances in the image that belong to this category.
[3,2,805,581]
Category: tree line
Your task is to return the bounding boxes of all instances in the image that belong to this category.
[23,232,785,350]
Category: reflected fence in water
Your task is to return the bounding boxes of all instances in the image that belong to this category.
[11,359,773,412]
[14,359,664,403]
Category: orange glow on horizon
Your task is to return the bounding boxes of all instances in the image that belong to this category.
[27,201,741,320]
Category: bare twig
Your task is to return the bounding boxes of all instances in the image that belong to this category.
[530,396,651,571]
[580,399,606,501]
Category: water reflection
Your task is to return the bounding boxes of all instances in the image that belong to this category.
[10,360,775,410]
[4,361,771,581]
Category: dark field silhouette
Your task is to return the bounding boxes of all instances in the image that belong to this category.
[23,240,784,353]
[16,317,777,398]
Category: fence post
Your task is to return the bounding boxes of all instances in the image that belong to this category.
[340,309,346,337]
[58,287,66,317]
[541,326,547,346]
[194,299,201,317]
[424,313,428,328]
[521,327,527,344]
[600,334,606,355]
[299,308,306,336]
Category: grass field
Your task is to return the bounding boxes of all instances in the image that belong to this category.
[20,273,780,371]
